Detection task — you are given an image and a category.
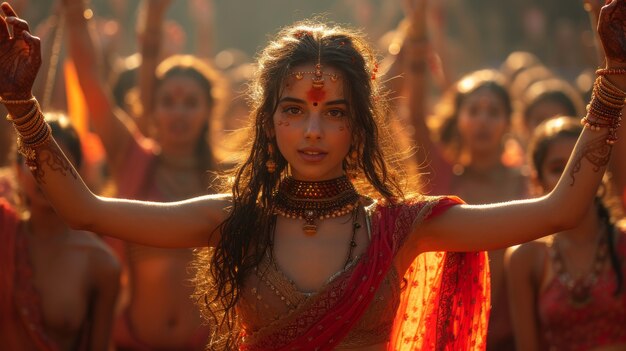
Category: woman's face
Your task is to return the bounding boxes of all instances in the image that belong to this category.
[457,88,509,154]
[272,63,352,181]
[535,136,576,194]
[153,74,211,150]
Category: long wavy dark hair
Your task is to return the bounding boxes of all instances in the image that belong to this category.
[528,116,624,296]
[193,21,413,349]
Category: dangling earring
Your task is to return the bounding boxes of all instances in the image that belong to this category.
[266,143,277,173]
[347,149,358,180]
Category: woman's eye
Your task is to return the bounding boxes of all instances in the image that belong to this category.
[282,106,302,115]
[326,109,346,118]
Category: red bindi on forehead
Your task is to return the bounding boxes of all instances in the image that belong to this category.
[307,87,326,105]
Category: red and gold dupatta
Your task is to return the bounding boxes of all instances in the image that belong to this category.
[390,197,490,350]
[242,196,490,351]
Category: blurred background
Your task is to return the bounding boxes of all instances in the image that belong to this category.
[18,0,596,79]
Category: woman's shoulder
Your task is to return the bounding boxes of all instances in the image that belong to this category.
[373,194,463,207]
[367,194,464,222]
[506,237,551,268]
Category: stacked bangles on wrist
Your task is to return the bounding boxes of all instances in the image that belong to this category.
[1,96,51,170]
[582,71,626,145]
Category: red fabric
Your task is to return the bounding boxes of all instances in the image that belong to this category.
[0,200,60,351]
[538,233,626,351]
[114,137,157,200]
[241,196,490,350]
[241,201,397,351]
[103,139,157,275]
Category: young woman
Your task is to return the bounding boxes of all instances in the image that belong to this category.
[0,114,120,351]
[1,1,626,349]
[506,116,626,351]
[63,1,223,349]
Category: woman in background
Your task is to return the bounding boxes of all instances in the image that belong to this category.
[506,116,626,351]
[0,114,120,351]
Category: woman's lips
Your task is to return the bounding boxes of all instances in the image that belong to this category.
[298,149,327,162]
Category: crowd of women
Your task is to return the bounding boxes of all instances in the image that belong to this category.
[0,0,625,350]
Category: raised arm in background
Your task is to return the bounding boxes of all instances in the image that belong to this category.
[404,0,626,254]
[63,0,140,177]
[0,2,229,248]
[400,0,454,195]
[136,0,169,135]
[188,0,215,60]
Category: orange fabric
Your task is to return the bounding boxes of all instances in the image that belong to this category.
[65,59,87,135]
[390,196,490,351]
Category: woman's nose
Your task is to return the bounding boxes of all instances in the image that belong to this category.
[304,113,322,139]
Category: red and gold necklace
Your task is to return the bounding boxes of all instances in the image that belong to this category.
[273,176,360,235]
[550,229,608,307]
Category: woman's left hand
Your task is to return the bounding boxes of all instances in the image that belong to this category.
[598,0,626,68]
[0,2,40,100]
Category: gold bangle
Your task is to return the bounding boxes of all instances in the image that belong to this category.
[6,100,38,123]
[19,121,48,142]
[11,102,40,127]
[596,68,626,76]
[600,77,626,97]
[0,96,36,105]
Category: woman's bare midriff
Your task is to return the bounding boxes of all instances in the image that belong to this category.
[127,245,205,346]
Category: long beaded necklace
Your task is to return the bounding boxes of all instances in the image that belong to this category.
[268,206,361,270]
[273,176,360,236]
[550,227,609,307]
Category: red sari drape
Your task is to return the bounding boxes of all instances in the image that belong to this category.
[242,196,490,350]
[0,199,60,351]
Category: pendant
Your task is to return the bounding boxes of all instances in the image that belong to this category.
[569,282,591,307]
[303,210,317,236]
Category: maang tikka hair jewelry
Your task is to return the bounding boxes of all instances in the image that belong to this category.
[273,176,360,236]
[288,36,339,89]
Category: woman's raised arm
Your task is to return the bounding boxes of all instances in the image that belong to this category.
[401,0,453,190]
[0,2,229,248]
[410,0,626,253]
[63,0,139,174]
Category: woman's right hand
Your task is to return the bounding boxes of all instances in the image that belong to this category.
[0,2,40,100]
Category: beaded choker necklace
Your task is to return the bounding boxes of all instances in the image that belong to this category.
[273,176,360,235]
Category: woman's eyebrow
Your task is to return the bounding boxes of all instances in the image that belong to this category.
[325,99,348,106]
[278,97,305,104]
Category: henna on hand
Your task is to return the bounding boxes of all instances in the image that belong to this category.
[598,0,626,64]
[569,133,612,185]
[0,3,41,99]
